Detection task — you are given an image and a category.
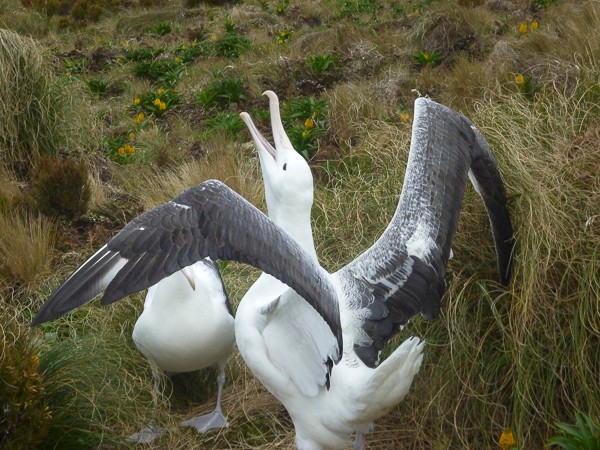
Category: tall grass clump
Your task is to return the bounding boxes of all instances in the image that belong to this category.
[0,210,56,290]
[0,29,84,177]
[30,156,91,219]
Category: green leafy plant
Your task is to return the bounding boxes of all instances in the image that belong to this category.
[204,111,245,134]
[211,21,252,58]
[514,73,540,99]
[149,21,173,36]
[283,96,327,122]
[174,41,209,63]
[196,75,246,108]
[104,134,137,164]
[307,54,336,74]
[276,29,291,45]
[547,414,600,449]
[275,0,288,14]
[30,156,91,218]
[87,77,112,97]
[124,47,164,61]
[132,60,186,86]
[63,56,89,75]
[132,87,181,117]
[281,96,328,158]
[412,50,443,67]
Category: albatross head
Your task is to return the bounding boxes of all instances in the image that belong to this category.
[240,91,314,222]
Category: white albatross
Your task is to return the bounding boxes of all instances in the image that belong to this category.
[32,94,514,449]
[126,256,234,443]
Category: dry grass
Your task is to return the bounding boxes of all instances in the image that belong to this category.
[126,136,262,211]
[0,29,91,177]
[1,0,599,448]
[0,210,56,291]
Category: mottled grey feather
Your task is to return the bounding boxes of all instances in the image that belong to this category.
[339,98,514,367]
[32,181,342,361]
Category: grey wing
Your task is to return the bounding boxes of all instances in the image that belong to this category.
[338,98,515,367]
[33,180,342,360]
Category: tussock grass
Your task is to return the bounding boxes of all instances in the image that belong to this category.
[0,0,48,38]
[0,210,56,290]
[0,29,89,177]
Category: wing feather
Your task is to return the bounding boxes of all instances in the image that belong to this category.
[33,181,342,360]
[339,98,514,367]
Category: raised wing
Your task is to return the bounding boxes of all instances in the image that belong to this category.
[33,180,342,361]
[338,98,514,367]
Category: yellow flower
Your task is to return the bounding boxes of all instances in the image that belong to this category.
[280,31,287,37]
[399,112,410,123]
[124,143,136,154]
[515,74,525,86]
[175,56,181,63]
[129,132,135,140]
[116,57,122,64]
[157,87,165,95]
[32,355,40,367]
[531,20,539,31]
[211,34,218,42]
[301,130,308,137]
[181,44,187,50]
[518,22,528,34]
[191,41,197,47]
[134,112,145,125]
[499,428,516,450]
[152,98,167,110]
[118,146,125,155]
[304,117,315,129]
[277,38,284,44]
[133,97,141,105]
[414,8,421,14]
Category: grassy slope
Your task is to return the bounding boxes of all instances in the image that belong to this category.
[1,0,599,448]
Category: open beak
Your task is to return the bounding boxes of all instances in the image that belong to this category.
[263,90,294,153]
[240,111,277,161]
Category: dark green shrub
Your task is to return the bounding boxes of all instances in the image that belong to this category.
[133,60,185,86]
[196,75,246,108]
[30,156,91,219]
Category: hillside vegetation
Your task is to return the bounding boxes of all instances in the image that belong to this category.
[0,0,599,448]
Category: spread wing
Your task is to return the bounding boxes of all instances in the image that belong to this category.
[337,98,514,367]
[33,180,342,361]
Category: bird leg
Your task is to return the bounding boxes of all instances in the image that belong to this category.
[181,362,229,432]
[353,432,366,450]
[126,362,167,443]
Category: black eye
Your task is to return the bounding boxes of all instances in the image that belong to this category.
[283,163,287,171]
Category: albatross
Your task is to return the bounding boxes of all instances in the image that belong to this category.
[126,256,234,443]
[32,93,514,449]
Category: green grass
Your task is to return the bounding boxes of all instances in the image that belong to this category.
[1,0,599,448]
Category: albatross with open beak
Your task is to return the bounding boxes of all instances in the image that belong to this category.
[33,92,513,450]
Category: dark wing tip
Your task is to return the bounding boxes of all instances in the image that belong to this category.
[32,247,125,326]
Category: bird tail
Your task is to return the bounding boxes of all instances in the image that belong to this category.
[356,336,424,421]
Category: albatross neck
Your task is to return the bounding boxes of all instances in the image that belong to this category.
[269,200,317,261]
